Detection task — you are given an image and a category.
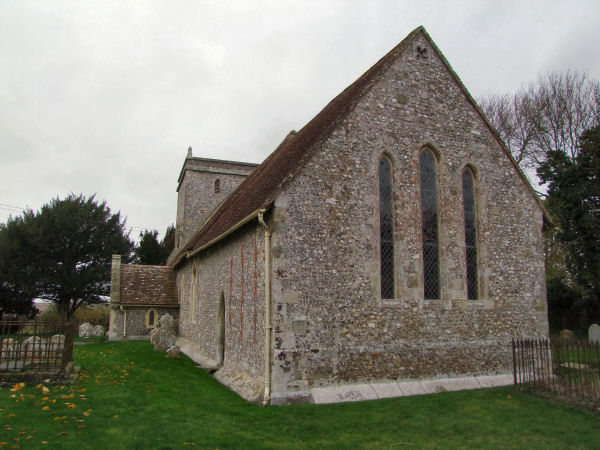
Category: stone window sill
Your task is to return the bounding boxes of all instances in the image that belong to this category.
[378,298,493,310]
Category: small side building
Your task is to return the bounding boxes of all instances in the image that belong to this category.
[108,255,179,341]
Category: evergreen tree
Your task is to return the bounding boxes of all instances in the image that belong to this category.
[134,225,175,265]
[0,194,135,321]
[538,125,600,326]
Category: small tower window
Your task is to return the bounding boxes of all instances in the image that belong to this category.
[214,179,221,193]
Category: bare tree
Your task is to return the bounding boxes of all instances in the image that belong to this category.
[479,71,600,170]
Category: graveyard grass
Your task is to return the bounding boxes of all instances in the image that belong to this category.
[1,341,600,449]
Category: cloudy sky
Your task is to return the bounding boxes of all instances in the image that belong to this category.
[2,0,599,239]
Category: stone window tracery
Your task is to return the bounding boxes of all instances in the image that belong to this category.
[420,148,440,299]
[462,168,479,300]
[379,155,395,299]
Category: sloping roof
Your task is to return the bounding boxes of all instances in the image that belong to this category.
[172,26,424,267]
[120,264,178,306]
[172,26,552,267]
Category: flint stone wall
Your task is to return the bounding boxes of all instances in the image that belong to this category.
[268,33,548,399]
[174,158,257,252]
[177,222,266,378]
[109,307,179,340]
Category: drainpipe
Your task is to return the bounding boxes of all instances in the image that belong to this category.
[258,211,272,405]
[120,306,127,339]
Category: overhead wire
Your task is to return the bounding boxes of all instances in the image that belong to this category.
[0,202,169,233]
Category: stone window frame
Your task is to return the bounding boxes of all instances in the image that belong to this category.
[145,308,159,328]
[419,146,441,300]
[462,165,479,300]
[458,163,492,309]
[378,153,396,300]
[214,178,221,194]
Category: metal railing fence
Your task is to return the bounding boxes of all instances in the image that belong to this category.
[513,338,600,401]
[0,319,74,374]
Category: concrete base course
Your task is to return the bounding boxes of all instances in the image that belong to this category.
[307,374,513,405]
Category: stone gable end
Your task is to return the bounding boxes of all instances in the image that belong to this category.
[268,30,547,399]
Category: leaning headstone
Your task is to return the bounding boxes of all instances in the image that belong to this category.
[79,322,93,338]
[166,345,180,359]
[560,329,574,343]
[23,336,47,359]
[150,313,177,351]
[91,325,106,337]
[588,324,600,344]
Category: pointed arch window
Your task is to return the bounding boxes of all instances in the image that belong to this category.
[379,155,395,299]
[214,178,221,193]
[420,149,440,299]
[462,169,479,300]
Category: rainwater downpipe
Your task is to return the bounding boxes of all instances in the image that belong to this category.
[258,211,272,405]
[120,306,127,339]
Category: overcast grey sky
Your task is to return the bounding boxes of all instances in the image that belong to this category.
[2,0,599,238]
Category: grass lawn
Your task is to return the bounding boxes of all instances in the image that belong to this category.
[1,341,599,449]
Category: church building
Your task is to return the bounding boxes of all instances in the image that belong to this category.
[112,26,551,405]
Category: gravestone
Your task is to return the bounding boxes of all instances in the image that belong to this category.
[166,345,180,359]
[1,338,18,360]
[150,313,176,351]
[560,329,574,342]
[23,336,46,359]
[79,323,93,338]
[91,325,106,337]
[588,324,600,344]
[49,334,65,358]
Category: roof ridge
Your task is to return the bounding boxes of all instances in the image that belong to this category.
[171,26,427,267]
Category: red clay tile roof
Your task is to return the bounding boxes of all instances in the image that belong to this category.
[172,25,552,267]
[120,265,178,306]
[172,27,425,267]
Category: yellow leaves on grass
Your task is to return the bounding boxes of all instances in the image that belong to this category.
[36,384,50,394]
[41,406,50,411]
[9,383,25,392]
